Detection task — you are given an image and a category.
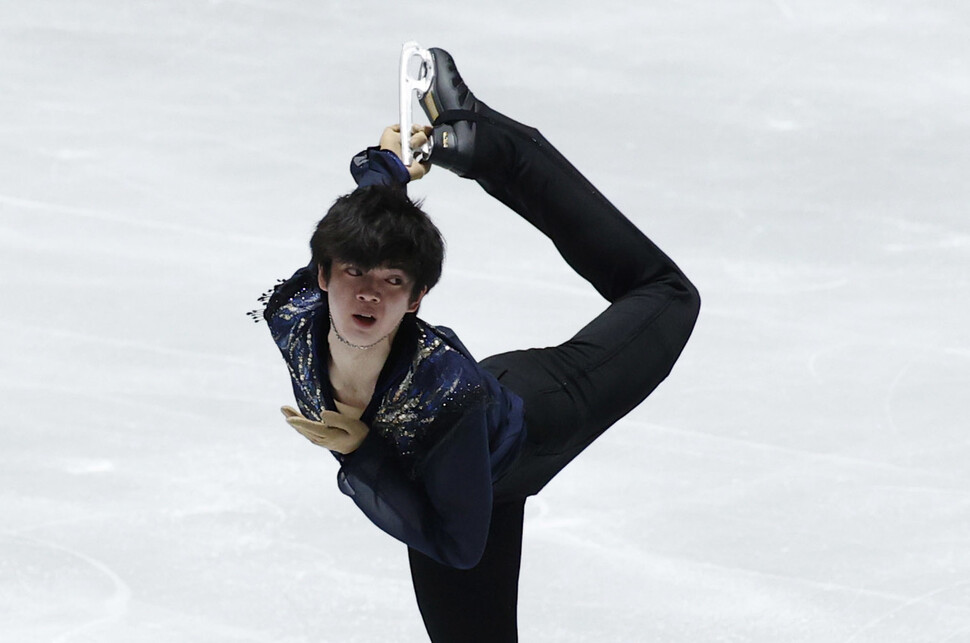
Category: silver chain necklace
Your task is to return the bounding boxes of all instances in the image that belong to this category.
[328,310,396,350]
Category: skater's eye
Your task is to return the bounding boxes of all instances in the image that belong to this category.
[344,266,363,277]
[386,276,404,286]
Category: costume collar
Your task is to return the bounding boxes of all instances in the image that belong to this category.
[312,303,420,424]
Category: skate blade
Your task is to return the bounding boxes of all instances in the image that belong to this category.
[399,41,435,166]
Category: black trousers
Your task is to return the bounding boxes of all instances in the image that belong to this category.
[409,106,701,642]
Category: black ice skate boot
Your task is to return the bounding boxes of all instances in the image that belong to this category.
[420,47,484,177]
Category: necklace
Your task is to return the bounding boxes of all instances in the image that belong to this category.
[328,310,397,350]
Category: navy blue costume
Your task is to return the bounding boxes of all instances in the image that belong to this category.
[264,107,700,641]
[263,264,524,568]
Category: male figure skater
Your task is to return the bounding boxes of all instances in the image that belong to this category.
[261,47,700,642]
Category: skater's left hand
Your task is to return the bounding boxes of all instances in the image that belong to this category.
[281,406,370,454]
[380,124,433,181]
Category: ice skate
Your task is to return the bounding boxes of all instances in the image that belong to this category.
[418,46,483,177]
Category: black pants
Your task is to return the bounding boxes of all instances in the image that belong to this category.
[409,106,701,642]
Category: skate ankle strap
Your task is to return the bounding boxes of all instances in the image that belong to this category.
[432,109,481,126]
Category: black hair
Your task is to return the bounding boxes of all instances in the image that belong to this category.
[310,184,445,301]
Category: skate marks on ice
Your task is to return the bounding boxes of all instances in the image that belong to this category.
[0,493,397,642]
[840,581,970,643]
[3,0,970,640]
[0,532,131,643]
[521,478,970,643]
[712,252,851,295]
[804,340,970,471]
[522,404,970,635]
[0,192,293,248]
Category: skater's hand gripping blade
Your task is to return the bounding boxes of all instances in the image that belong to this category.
[281,406,370,455]
[380,124,433,181]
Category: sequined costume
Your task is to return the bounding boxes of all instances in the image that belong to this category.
[262,264,525,569]
[261,102,700,641]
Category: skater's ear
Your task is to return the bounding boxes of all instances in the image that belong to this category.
[317,264,329,292]
[407,287,427,313]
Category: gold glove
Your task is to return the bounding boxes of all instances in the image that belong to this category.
[281,406,370,455]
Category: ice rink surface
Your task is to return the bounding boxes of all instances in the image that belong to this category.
[2,1,968,641]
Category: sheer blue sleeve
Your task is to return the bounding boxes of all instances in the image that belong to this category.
[336,396,493,569]
[350,146,411,187]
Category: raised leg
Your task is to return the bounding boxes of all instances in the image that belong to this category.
[468,107,701,498]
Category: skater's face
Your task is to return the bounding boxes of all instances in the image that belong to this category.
[319,262,426,346]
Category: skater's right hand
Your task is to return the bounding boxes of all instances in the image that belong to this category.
[281,406,370,454]
[380,124,433,181]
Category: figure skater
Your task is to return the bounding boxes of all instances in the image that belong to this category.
[260,47,700,642]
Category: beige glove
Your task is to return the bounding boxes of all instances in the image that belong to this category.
[380,124,433,181]
[281,406,370,455]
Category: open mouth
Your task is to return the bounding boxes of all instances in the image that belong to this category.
[352,313,377,328]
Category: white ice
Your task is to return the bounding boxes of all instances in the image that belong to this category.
[2,1,969,641]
